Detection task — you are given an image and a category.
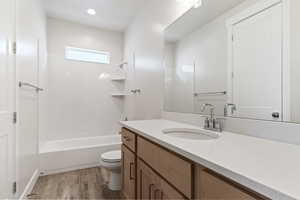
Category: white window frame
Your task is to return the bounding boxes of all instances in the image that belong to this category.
[65,46,110,64]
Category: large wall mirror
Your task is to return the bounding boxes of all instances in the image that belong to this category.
[163,0,300,123]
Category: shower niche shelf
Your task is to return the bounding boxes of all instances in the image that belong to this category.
[111,75,126,81]
[111,92,128,97]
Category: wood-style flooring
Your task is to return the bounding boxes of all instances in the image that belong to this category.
[28,167,122,200]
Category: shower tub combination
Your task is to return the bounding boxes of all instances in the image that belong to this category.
[39,135,121,175]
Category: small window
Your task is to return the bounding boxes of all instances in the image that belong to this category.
[65,47,110,64]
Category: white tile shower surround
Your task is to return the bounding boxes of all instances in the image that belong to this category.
[44,18,124,142]
[121,119,300,200]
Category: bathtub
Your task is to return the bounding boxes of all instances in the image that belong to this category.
[39,135,121,175]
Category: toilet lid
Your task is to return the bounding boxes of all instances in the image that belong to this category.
[101,150,121,163]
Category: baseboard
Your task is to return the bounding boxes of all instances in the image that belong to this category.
[40,163,100,176]
[19,169,40,200]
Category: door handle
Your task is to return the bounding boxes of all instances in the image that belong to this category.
[272,112,280,119]
[129,162,134,180]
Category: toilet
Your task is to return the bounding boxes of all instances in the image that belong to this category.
[99,150,122,191]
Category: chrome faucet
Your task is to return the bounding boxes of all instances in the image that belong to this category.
[224,103,237,117]
[200,103,214,120]
[200,103,223,132]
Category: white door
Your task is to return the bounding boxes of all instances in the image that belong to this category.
[0,0,16,198]
[231,3,282,120]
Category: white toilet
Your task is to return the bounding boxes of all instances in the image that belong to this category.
[99,150,122,191]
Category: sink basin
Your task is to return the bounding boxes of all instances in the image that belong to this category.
[162,128,220,140]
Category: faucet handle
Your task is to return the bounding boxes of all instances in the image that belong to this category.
[214,118,225,132]
[204,117,210,129]
[200,103,214,112]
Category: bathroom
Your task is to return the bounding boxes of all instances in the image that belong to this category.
[0,0,300,199]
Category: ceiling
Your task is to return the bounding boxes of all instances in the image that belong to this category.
[42,0,144,32]
[165,0,248,42]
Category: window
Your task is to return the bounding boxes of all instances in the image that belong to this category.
[65,47,110,64]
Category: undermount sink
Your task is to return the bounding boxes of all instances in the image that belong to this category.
[162,128,220,140]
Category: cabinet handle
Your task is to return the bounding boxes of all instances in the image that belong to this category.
[154,189,161,199]
[123,136,131,142]
[149,184,154,199]
[122,151,125,189]
[129,162,134,180]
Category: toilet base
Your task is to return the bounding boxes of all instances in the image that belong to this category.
[108,171,121,191]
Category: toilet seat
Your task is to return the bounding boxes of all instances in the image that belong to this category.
[101,150,121,163]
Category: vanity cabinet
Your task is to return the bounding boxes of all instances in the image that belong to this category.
[121,128,268,200]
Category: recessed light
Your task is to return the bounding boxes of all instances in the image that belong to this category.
[176,0,203,9]
[194,0,202,8]
[87,9,96,15]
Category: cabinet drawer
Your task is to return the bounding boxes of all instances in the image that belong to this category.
[137,137,193,199]
[121,128,136,152]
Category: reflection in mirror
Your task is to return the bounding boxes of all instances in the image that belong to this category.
[164,41,195,113]
[164,0,300,124]
[227,0,300,123]
[164,0,248,116]
[287,0,300,124]
[227,1,283,121]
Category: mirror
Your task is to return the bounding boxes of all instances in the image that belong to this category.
[164,0,300,123]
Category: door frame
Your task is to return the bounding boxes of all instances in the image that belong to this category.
[226,0,290,121]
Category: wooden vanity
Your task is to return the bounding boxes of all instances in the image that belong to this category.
[121,128,268,200]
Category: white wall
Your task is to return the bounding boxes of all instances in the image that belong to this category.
[16,0,47,197]
[123,0,191,120]
[164,41,195,114]
[44,18,124,141]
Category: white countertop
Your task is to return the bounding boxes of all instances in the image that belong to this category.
[120,119,300,200]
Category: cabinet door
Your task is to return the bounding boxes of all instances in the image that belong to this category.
[137,159,185,200]
[122,145,136,199]
[199,170,265,200]
[137,159,160,200]
[160,177,185,200]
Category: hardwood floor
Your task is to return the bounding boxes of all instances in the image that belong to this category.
[29,168,122,200]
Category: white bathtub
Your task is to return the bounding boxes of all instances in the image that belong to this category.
[39,135,121,175]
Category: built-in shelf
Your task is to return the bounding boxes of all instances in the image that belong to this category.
[111,92,128,97]
[111,75,126,81]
